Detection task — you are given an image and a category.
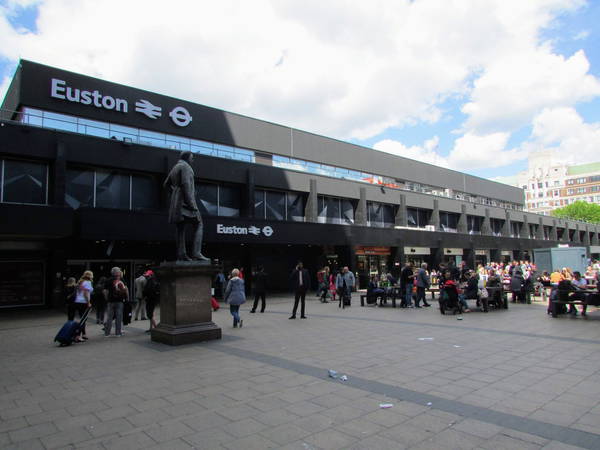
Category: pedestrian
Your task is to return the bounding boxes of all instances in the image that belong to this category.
[134,272,147,321]
[214,270,226,299]
[104,267,128,337]
[336,266,356,308]
[224,268,246,327]
[250,266,268,313]
[64,277,77,312]
[318,266,331,303]
[143,270,160,333]
[92,276,107,324]
[400,262,414,307]
[415,263,431,308]
[71,270,93,342]
[510,270,525,303]
[289,261,310,319]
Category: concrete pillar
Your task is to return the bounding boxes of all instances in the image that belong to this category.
[428,199,440,231]
[53,142,67,206]
[457,204,468,234]
[520,214,529,239]
[502,210,511,237]
[395,194,407,227]
[305,179,318,223]
[536,217,545,240]
[573,223,581,244]
[583,225,591,246]
[550,220,558,241]
[355,187,367,226]
[562,222,570,243]
[481,208,491,235]
[245,169,255,218]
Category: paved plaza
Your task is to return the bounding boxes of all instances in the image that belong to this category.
[1,295,600,450]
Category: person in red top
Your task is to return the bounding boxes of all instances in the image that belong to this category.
[442,275,471,312]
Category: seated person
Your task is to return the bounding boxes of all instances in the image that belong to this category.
[442,277,470,312]
[367,275,385,304]
[463,271,479,300]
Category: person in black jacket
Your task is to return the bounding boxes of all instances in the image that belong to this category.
[289,262,310,319]
[250,266,268,313]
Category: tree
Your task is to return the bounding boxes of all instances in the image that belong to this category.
[552,201,600,224]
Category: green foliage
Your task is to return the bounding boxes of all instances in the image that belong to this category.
[552,201,600,224]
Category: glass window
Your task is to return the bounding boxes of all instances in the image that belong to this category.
[265,190,285,220]
[196,183,218,216]
[511,222,520,238]
[368,202,384,228]
[132,174,159,211]
[467,215,482,234]
[2,160,47,204]
[407,208,418,227]
[440,212,458,232]
[491,218,503,236]
[218,185,240,217]
[95,171,130,209]
[382,204,395,227]
[341,199,354,225]
[287,192,304,222]
[66,168,94,209]
[254,190,265,218]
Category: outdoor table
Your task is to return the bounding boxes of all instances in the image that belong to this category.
[484,286,508,309]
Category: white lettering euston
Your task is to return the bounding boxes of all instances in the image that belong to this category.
[216,224,248,235]
[50,79,128,113]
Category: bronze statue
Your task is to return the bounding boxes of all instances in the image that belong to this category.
[164,151,209,262]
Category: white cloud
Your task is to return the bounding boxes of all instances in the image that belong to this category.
[0,0,594,141]
[525,107,600,164]
[0,0,598,176]
[373,132,527,171]
[573,30,590,41]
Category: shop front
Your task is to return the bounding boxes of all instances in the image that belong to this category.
[442,247,463,267]
[355,246,391,288]
[403,246,432,269]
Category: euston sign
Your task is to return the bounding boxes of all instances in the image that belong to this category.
[50,78,192,127]
[216,224,274,237]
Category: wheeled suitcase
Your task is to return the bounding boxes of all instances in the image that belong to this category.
[123,302,132,325]
[54,307,90,346]
[343,294,351,307]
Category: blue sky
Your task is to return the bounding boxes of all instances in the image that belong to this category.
[1,0,599,184]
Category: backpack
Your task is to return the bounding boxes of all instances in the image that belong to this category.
[108,279,127,302]
[143,277,160,299]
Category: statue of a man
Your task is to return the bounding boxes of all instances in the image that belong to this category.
[164,151,209,262]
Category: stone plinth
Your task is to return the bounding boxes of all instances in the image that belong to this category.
[151,262,221,346]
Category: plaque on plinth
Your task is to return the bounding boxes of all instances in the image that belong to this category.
[151,262,221,346]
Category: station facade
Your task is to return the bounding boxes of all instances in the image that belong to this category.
[1,60,599,308]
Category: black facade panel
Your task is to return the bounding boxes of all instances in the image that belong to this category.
[0,204,73,238]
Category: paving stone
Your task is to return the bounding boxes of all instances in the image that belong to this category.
[254,408,300,427]
[452,418,503,439]
[258,422,311,445]
[100,431,156,450]
[303,428,358,450]
[144,421,195,443]
[221,417,269,438]
[182,427,236,449]
[222,433,279,450]
[40,427,93,449]
[348,434,407,450]
[8,422,58,443]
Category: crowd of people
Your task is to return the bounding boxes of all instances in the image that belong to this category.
[64,266,160,343]
[63,258,600,343]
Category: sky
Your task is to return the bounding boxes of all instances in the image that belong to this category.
[1,0,600,185]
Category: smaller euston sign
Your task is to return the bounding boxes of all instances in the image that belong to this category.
[216,224,274,237]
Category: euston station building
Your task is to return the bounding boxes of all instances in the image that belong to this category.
[1,60,599,308]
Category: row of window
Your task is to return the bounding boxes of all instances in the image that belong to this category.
[16,107,522,211]
[2,158,594,238]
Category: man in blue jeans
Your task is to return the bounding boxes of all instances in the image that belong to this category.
[400,262,414,308]
[415,263,432,308]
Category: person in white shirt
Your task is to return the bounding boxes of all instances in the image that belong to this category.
[71,270,93,342]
